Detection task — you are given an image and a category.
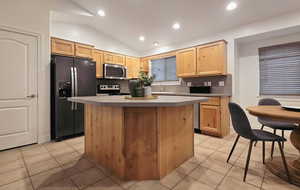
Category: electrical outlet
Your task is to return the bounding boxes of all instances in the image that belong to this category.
[207,81,212,86]
[187,82,192,87]
[219,81,225,86]
[204,82,208,86]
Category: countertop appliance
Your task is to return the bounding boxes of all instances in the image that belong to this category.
[51,55,96,140]
[97,84,130,95]
[190,86,211,94]
[104,63,127,79]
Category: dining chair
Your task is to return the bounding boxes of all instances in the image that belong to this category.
[227,102,291,182]
[255,98,297,159]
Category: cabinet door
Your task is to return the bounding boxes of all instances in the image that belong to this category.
[93,50,104,78]
[200,105,221,137]
[51,38,75,56]
[197,42,226,76]
[75,43,94,59]
[113,54,125,65]
[176,48,197,77]
[140,58,149,72]
[126,56,140,78]
[103,52,114,64]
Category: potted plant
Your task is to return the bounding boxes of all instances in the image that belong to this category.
[128,79,144,97]
[139,72,155,97]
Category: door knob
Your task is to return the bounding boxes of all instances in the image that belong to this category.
[27,94,36,98]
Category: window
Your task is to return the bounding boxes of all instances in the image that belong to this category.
[259,42,300,95]
[151,56,178,81]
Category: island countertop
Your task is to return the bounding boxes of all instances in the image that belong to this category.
[68,95,208,107]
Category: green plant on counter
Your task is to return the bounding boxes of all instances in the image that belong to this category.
[139,71,155,86]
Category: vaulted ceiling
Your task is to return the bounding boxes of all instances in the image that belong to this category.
[52,0,300,54]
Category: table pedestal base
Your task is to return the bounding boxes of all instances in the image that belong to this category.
[266,156,300,186]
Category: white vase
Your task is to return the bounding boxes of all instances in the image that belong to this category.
[144,86,152,97]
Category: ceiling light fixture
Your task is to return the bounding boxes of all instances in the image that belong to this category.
[172,22,181,30]
[226,2,237,11]
[139,36,145,41]
[153,42,159,46]
[97,9,106,17]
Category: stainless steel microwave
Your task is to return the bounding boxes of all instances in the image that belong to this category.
[103,64,127,79]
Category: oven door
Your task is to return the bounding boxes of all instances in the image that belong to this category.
[104,64,127,79]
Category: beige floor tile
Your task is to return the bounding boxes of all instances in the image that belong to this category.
[27,158,60,176]
[226,166,263,187]
[65,137,84,146]
[37,179,78,190]
[262,174,299,190]
[22,146,48,158]
[31,167,65,189]
[75,148,85,155]
[234,158,265,176]
[0,159,25,174]
[128,180,169,190]
[160,170,186,188]
[63,158,94,172]
[70,143,84,151]
[189,165,224,188]
[0,178,33,190]
[176,159,199,175]
[217,176,260,190]
[70,167,106,189]
[201,158,233,175]
[217,142,246,156]
[209,151,239,164]
[49,146,76,158]
[85,178,122,190]
[24,152,52,165]
[109,175,137,189]
[0,149,22,165]
[44,141,70,152]
[0,167,28,186]
[173,176,214,190]
[54,151,81,165]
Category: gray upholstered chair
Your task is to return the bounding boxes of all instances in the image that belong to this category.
[256,98,297,158]
[227,102,290,182]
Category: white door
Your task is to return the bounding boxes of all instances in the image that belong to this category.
[0,28,38,150]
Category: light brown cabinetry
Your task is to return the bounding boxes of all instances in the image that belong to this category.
[113,54,125,65]
[126,56,140,78]
[93,50,104,78]
[140,58,149,72]
[176,48,197,77]
[196,41,227,76]
[200,97,230,137]
[75,43,94,59]
[103,52,114,64]
[51,38,75,56]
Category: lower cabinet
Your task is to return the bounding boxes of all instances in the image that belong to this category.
[200,97,230,137]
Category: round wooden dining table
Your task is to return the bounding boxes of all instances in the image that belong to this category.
[247,105,300,186]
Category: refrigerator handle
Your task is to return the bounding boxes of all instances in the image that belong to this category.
[74,67,78,110]
[71,67,75,110]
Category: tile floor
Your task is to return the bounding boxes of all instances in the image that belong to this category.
[0,133,298,190]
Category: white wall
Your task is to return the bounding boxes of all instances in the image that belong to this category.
[0,0,51,143]
[50,22,140,56]
[238,32,300,128]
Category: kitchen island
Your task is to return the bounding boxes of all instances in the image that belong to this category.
[69,96,208,180]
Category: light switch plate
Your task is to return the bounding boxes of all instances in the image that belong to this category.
[187,82,192,87]
[207,81,212,86]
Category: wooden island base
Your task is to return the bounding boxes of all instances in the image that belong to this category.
[84,104,194,180]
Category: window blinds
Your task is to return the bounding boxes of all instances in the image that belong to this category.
[259,42,300,95]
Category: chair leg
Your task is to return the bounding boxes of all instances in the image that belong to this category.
[271,129,277,160]
[262,141,265,164]
[282,130,285,149]
[254,125,264,147]
[277,141,291,183]
[244,140,253,182]
[227,135,240,163]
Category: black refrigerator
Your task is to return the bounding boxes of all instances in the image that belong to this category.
[51,55,96,140]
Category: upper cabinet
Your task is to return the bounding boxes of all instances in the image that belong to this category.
[176,48,197,77]
[103,52,114,64]
[93,50,104,78]
[140,58,149,72]
[75,43,94,59]
[51,38,75,56]
[126,56,140,78]
[196,41,227,76]
[113,54,125,65]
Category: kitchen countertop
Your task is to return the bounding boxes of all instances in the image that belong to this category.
[68,95,208,107]
[152,92,231,97]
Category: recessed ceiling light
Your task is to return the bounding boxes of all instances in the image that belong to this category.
[139,36,145,41]
[226,2,237,11]
[153,42,159,46]
[172,22,181,30]
[97,9,106,17]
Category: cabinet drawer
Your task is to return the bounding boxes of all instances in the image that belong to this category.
[201,97,220,106]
